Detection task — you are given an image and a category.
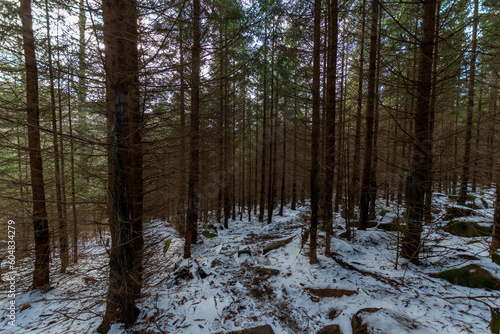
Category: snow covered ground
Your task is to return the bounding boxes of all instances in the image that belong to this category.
[0,189,499,333]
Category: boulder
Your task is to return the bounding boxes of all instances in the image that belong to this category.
[202,230,217,238]
[378,209,390,218]
[490,308,500,334]
[352,308,434,334]
[492,253,500,266]
[377,219,400,232]
[443,206,475,220]
[327,309,341,320]
[456,254,480,261]
[226,324,275,334]
[237,246,252,257]
[430,264,500,290]
[255,267,280,276]
[263,236,295,255]
[443,220,491,237]
[211,259,222,268]
[317,324,342,334]
[174,266,193,280]
[348,221,377,228]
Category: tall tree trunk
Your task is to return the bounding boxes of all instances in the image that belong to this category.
[291,82,298,210]
[349,0,367,220]
[453,110,458,194]
[267,39,276,225]
[334,38,345,213]
[241,85,247,220]
[254,120,259,215]
[401,0,437,264]
[231,87,236,221]
[490,162,500,255]
[369,13,382,220]
[217,23,224,225]
[279,97,287,216]
[20,0,51,291]
[259,28,268,223]
[99,0,143,331]
[310,0,321,264]
[324,0,338,257]
[247,95,253,221]
[358,0,379,231]
[471,86,482,193]
[68,70,78,263]
[72,0,86,263]
[223,64,231,227]
[457,0,479,205]
[178,21,187,234]
[424,1,440,225]
[488,73,498,184]
[184,0,201,258]
[45,0,68,274]
[56,25,68,253]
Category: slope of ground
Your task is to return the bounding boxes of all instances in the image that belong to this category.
[0,189,499,333]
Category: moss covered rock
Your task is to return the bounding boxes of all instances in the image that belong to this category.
[489,308,500,334]
[226,324,275,334]
[351,308,433,334]
[317,324,343,334]
[237,246,252,257]
[211,259,221,268]
[352,308,380,334]
[348,220,378,228]
[443,220,492,237]
[202,230,218,238]
[492,253,500,266]
[443,206,475,220]
[456,254,480,261]
[379,209,390,218]
[481,198,489,209]
[430,264,500,290]
[262,236,295,255]
[465,203,481,210]
[377,221,400,232]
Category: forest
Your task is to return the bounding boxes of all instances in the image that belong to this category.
[0,0,499,332]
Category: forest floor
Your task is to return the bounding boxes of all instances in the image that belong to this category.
[0,188,499,333]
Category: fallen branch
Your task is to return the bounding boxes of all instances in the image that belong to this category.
[442,295,500,301]
[331,254,403,292]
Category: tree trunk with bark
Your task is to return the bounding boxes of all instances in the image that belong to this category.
[291,82,298,210]
[184,0,201,258]
[178,20,187,234]
[401,0,437,264]
[358,0,379,230]
[259,27,268,223]
[267,40,276,225]
[324,0,338,257]
[310,0,321,264]
[279,98,287,216]
[490,162,500,255]
[349,0,367,220]
[424,1,440,225]
[99,0,144,331]
[20,0,51,291]
[457,0,479,206]
[72,0,86,263]
[45,0,68,274]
